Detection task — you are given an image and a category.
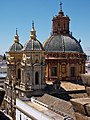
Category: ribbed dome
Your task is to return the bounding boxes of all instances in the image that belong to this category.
[9,42,23,52]
[43,34,83,53]
[9,29,23,52]
[23,39,44,51]
[23,21,44,51]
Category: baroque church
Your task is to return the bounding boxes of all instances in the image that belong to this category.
[4,3,86,119]
[44,3,86,82]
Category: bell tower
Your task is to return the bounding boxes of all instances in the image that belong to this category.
[52,3,70,35]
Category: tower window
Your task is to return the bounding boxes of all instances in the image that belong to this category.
[64,22,65,30]
[35,72,39,84]
[58,22,60,33]
[52,67,57,76]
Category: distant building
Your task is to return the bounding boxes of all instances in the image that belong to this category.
[16,94,75,120]
[85,58,90,73]
[0,55,3,61]
[0,60,7,88]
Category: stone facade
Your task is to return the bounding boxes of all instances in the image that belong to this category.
[20,51,45,90]
[45,52,85,81]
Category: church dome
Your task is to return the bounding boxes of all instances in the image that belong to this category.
[43,34,83,53]
[9,42,23,52]
[23,21,44,51]
[9,29,23,52]
[44,3,83,53]
[23,39,44,51]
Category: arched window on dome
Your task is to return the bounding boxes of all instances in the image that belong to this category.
[35,72,39,84]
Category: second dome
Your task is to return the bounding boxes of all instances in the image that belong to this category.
[23,21,44,51]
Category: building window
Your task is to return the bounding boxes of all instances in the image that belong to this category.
[35,72,39,84]
[70,67,75,77]
[52,67,57,76]
[58,22,60,33]
[18,68,21,79]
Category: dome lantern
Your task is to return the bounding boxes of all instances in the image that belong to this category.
[44,3,83,53]
[9,29,23,52]
[52,3,70,35]
[30,21,36,40]
[22,22,44,51]
[14,28,19,43]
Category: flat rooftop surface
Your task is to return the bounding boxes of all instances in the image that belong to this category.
[61,81,85,91]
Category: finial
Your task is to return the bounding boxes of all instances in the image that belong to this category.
[14,28,19,43]
[79,39,81,43]
[30,21,36,40]
[32,20,34,29]
[60,2,62,11]
[16,28,18,35]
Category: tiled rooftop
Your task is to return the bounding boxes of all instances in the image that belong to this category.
[36,94,75,118]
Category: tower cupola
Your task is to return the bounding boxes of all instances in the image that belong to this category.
[52,3,70,35]
[14,28,19,43]
[30,21,36,40]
